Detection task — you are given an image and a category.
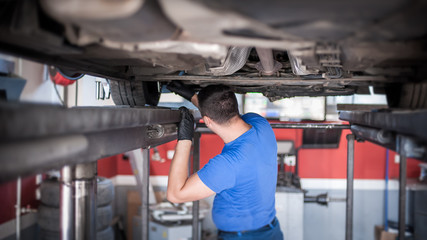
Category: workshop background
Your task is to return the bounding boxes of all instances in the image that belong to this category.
[0,56,425,240]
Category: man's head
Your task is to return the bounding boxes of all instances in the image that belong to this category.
[197,85,239,125]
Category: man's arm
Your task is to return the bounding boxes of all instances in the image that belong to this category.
[166,107,214,203]
[167,140,214,203]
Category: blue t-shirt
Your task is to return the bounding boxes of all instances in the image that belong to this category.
[198,113,278,232]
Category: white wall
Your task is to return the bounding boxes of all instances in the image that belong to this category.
[16,59,63,104]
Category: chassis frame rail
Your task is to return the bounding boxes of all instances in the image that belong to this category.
[339,109,427,143]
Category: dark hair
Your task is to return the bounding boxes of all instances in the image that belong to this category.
[198,85,239,124]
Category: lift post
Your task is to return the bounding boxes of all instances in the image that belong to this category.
[60,162,97,240]
[0,102,187,240]
[396,136,426,240]
[340,109,427,239]
[141,149,150,240]
[346,134,355,240]
[127,148,152,240]
[0,102,183,182]
[398,137,407,240]
[192,132,201,240]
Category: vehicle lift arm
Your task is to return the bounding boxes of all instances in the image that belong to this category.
[1,102,426,240]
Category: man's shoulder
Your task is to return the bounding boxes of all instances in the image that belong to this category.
[242,112,264,121]
[242,112,269,126]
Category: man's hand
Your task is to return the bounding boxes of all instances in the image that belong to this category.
[167,81,195,101]
[178,107,194,141]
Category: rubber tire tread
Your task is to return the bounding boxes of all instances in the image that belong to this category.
[97,226,115,240]
[124,80,135,106]
[109,80,123,105]
[40,177,114,208]
[420,83,427,108]
[97,177,115,207]
[144,81,161,106]
[119,80,130,105]
[132,81,146,106]
[400,84,414,108]
[411,83,421,108]
[37,205,60,232]
[387,82,427,109]
[97,205,113,231]
[38,205,112,232]
[110,80,160,106]
[39,179,61,208]
[38,229,59,240]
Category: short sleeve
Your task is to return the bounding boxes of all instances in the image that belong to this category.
[197,154,236,193]
[242,113,267,125]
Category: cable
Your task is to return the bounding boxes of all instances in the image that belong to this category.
[53,82,65,106]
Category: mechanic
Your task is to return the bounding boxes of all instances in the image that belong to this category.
[166,82,283,240]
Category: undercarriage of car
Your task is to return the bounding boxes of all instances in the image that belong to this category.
[1,0,427,107]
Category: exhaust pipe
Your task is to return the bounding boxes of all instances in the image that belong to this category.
[255,48,282,76]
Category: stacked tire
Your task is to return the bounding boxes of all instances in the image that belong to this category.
[38,177,115,240]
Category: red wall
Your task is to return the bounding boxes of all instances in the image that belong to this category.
[0,176,39,225]
[296,129,420,179]
[1,127,421,225]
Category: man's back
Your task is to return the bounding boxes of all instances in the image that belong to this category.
[198,113,278,231]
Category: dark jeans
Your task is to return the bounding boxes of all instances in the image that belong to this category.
[218,217,284,240]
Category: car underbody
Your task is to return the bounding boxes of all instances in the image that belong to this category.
[1,0,427,105]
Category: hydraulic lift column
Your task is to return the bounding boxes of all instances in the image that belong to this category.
[396,136,424,240]
[0,102,185,239]
[192,132,201,240]
[60,162,97,240]
[141,148,150,240]
[340,109,427,240]
[346,134,355,240]
[398,137,407,240]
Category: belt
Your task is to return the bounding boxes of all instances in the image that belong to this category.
[219,217,276,236]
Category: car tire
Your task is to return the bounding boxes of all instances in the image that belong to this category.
[97,177,115,207]
[40,177,114,208]
[39,229,59,240]
[97,205,113,231]
[110,80,160,106]
[97,226,115,240]
[386,82,427,109]
[37,205,60,232]
[37,205,112,232]
[39,179,61,208]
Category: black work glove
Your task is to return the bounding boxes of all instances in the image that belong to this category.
[178,107,194,141]
[167,81,195,101]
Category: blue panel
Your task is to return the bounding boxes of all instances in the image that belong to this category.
[0,76,26,101]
